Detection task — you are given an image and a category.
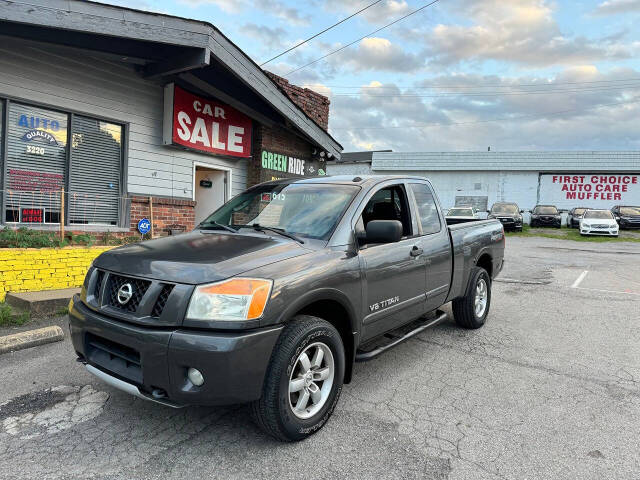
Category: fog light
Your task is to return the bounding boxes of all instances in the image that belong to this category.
[187,367,204,386]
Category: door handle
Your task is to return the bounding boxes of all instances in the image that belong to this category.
[410,246,423,257]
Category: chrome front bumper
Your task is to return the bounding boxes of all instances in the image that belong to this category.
[85,364,183,408]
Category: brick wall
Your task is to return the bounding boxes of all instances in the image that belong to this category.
[0,247,113,301]
[130,196,196,236]
[248,121,316,186]
[265,72,330,131]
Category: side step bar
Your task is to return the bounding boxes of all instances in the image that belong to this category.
[355,310,448,362]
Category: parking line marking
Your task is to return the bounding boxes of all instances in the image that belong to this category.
[572,286,640,297]
[571,270,589,289]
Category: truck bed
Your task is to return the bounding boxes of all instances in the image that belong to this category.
[446,219,504,302]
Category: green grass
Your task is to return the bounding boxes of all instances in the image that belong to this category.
[505,224,640,242]
[0,302,30,327]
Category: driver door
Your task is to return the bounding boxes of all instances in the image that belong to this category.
[356,183,428,342]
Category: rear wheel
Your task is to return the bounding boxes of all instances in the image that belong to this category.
[250,315,345,441]
[452,267,491,329]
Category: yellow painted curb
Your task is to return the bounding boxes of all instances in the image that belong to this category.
[0,326,65,355]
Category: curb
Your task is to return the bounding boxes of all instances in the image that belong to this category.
[0,326,65,355]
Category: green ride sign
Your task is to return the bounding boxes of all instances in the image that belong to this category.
[260,149,326,182]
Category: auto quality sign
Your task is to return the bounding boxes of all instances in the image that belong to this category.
[163,84,252,158]
[539,174,640,208]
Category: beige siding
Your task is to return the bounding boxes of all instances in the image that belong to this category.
[0,36,248,199]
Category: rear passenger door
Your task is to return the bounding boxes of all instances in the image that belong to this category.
[408,182,453,313]
[356,183,428,342]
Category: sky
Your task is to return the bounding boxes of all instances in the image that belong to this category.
[101,0,640,152]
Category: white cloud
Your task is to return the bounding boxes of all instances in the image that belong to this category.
[322,0,411,24]
[243,23,290,51]
[594,0,640,15]
[260,0,312,26]
[331,37,424,73]
[424,0,637,67]
[177,0,310,25]
[328,68,640,152]
[178,0,243,13]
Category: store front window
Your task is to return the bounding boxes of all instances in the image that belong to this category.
[5,103,67,224]
[1,99,125,227]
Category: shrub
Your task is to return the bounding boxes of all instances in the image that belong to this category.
[0,302,30,327]
[0,227,68,248]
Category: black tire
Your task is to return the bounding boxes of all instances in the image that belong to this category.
[452,266,491,329]
[250,315,345,442]
[516,226,523,232]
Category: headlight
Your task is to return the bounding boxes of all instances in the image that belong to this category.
[186,278,273,321]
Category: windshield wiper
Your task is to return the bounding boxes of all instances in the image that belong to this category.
[250,224,304,244]
[198,222,238,233]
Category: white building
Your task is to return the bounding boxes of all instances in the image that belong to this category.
[327,151,640,217]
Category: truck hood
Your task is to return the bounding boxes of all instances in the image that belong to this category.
[94,231,312,284]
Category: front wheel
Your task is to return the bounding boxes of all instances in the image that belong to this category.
[452,267,491,329]
[250,315,345,441]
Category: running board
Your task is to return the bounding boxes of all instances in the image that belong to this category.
[355,310,448,362]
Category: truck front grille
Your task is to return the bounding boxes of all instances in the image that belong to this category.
[86,333,142,385]
[106,274,151,313]
[94,270,105,297]
[152,284,174,317]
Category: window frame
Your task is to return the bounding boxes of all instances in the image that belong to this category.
[0,95,129,228]
[351,181,419,249]
[407,181,444,236]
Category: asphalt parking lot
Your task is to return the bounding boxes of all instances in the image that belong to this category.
[1,236,639,480]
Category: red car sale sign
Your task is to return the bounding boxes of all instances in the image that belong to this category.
[164,84,252,158]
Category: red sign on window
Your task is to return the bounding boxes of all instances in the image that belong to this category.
[21,208,44,223]
[166,85,252,158]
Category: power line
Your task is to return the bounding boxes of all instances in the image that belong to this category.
[301,77,640,90]
[328,84,640,98]
[260,0,385,66]
[285,0,441,76]
[329,97,640,131]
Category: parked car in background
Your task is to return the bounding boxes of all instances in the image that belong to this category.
[611,205,640,229]
[530,205,561,228]
[567,207,588,228]
[580,209,619,237]
[445,206,480,225]
[487,202,523,231]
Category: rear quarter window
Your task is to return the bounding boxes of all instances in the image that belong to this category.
[410,183,441,234]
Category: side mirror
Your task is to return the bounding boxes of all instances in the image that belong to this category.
[486,210,491,214]
[519,210,524,213]
[365,220,403,244]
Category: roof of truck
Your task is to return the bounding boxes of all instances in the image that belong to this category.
[258,174,429,188]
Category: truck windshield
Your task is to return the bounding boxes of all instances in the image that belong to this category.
[199,183,359,240]
[584,210,613,219]
[491,204,518,214]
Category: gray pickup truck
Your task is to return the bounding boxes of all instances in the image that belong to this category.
[69,175,504,441]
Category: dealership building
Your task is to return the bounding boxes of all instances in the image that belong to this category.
[328,151,640,218]
[0,0,340,234]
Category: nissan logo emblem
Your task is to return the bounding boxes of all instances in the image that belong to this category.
[117,283,133,305]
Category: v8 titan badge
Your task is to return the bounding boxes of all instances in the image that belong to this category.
[137,218,151,235]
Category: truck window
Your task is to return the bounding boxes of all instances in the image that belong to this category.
[410,183,441,234]
[361,185,412,238]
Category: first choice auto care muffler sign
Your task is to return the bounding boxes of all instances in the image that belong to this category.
[539,174,640,209]
[163,84,252,157]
